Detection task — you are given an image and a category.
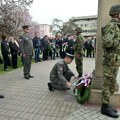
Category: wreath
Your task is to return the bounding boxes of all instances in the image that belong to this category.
[76,86,91,104]
[73,73,92,104]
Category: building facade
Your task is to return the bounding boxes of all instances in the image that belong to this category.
[39,24,53,38]
[69,15,97,37]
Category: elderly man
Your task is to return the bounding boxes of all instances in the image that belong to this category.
[48,53,75,91]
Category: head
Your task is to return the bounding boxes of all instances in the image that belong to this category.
[71,35,74,40]
[109,4,120,21]
[44,35,48,40]
[88,36,92,40]
[67,34,71,40]
[35,32,39,37]
[64,53,74,64]
[22,25,29,33]
[93,35,96,39]
[1,34,7,41]
[75,27,82,35]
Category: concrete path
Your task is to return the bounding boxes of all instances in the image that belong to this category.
[0,57,119,120]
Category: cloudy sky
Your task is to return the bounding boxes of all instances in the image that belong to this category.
[29,0,98,25]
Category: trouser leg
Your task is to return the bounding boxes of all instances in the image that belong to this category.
[75,56,83,77]
[50,77,71,90]
[2,54,8,69]
[37,48,40,61]
[51,83,70,90]
[23,55,32,76]
[35,49,37,62]
[12,55,17,68]
[101,65,119,104]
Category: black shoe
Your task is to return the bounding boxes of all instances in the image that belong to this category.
[0,95,4,98]
[101,103,119,118]
[47,82,54,91]
[29,75,34,78]
[24,76,29,79]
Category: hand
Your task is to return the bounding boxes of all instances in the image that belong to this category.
[73,75,78,80]
[66,82,72,87]
[75,53,80,58]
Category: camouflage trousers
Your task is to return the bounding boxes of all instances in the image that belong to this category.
[101,64,119,104]
[75,55,83,76]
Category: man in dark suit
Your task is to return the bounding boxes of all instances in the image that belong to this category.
[42,35,49,61]
[33,32,42,62]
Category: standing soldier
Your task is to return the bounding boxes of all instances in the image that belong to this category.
[19,25,34,79]
[74,27,84,77]
[101,4,120,118]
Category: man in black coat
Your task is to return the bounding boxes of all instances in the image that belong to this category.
[1,34,10,71]
[41,35,49,61]
[84,37,92,57]
[33,32,42,62]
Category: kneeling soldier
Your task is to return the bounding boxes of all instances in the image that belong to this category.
[48,53,74,91]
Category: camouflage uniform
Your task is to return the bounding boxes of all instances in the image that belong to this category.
[101,19,120,104]
[74,27,84,77]
[101,12,120,105]
[100,4,120,118]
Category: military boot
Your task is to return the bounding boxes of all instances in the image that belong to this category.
[78,73,82,77]
[101,103,119,118]
[47,82,54,91]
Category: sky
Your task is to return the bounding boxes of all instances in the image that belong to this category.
[29,0,98,25]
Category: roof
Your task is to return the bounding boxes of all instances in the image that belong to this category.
[70,15,97,21]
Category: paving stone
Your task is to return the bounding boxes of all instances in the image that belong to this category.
[0,58,120,120]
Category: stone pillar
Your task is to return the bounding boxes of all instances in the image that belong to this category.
[89,0,120,107]
[91,0,120,90]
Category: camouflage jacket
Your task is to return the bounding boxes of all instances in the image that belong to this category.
[102,19,120,66]
[73,34,84,54]
[102,19,120,50]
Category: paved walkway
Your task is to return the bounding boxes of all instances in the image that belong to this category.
[0,58,119,120]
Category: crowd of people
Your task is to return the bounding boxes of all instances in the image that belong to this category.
[33,33,96,62]
[0,31,96,71]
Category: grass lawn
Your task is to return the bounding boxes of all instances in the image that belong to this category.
[0,56,35,75]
